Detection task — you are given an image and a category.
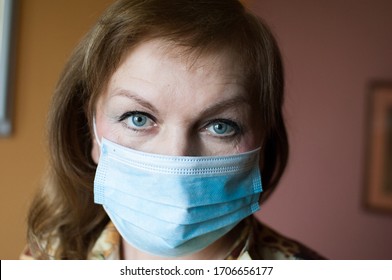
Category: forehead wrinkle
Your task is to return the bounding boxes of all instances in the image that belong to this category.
[110,88,158,113]
[148,38,245,80]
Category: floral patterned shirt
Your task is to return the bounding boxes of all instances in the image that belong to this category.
[20,216,324,260]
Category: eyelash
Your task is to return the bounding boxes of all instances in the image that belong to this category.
[118,111,156,132]
[118,111,243,138]
[203,118,242,138]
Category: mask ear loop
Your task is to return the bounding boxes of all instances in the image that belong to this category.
[92,116,102,147]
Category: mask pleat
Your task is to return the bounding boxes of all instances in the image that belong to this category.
[93,138,263,257]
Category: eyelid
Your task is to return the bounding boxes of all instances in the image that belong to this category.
[118,112,243,139]
[118,111,157,123]
[203,118,242,137]
[118,111,158,132]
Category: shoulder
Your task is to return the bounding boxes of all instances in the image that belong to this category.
[247,216,325,260]
[88,221,121,260]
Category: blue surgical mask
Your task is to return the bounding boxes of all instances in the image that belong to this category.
[93,134,262,257]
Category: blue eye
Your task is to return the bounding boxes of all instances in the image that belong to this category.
[131,114,148,127]
[205,120,237,137]
[120,112,156,130]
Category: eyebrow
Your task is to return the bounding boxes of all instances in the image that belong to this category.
[112,88,252,117]
[200,95,252,118]
[112,88,158,113]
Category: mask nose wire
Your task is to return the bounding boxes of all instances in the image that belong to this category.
[93,116,102,147]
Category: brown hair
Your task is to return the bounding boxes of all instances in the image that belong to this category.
[27,0,288,259]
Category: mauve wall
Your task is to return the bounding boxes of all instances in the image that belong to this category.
[251,0,392,259]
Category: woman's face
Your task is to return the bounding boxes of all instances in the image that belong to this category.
[92,39,261,162]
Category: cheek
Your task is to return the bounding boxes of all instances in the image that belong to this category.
[91,110,129,164]
[236,127,262,153]
[91,107,113,164]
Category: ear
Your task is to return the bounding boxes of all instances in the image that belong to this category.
[91,137,100,164]
[90,110,102,164]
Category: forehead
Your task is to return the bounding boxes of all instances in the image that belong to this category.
[115,38,245,82]
[98,38,253,109]
[96,38,260,123]
[103,38,254,108]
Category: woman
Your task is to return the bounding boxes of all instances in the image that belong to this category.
[22,0,323,259]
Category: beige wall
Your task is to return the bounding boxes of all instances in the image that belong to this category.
[0,0,111,259]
